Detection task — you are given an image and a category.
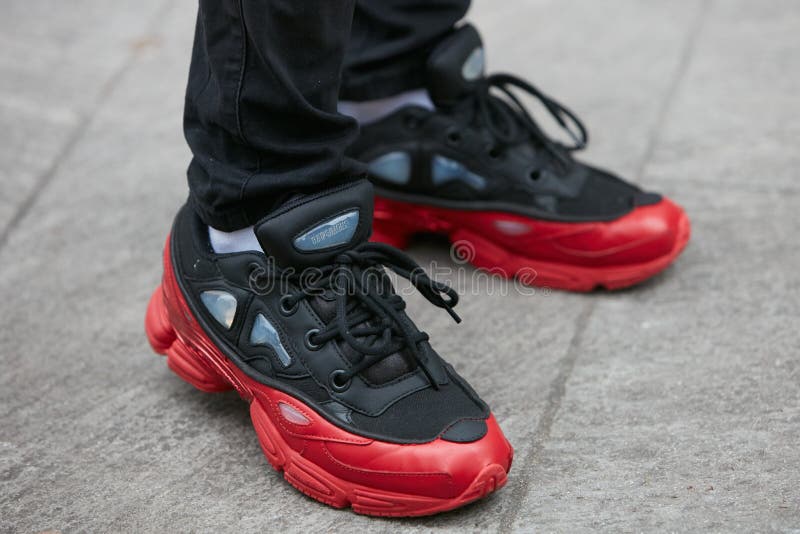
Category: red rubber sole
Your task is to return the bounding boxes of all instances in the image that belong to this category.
[371,195,691,292]
[144,238,511,517]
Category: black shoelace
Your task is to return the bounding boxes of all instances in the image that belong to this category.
[279,242,460,389]
[454,72,589,167]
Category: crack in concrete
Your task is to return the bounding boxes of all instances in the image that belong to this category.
[496,300,595,533]
[635,0,712,184]
[0,0,176,253]
[496,2,710,530]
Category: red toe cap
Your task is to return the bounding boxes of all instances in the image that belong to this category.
[549,198,689,266]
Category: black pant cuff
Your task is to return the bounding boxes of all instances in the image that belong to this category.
[189,194,253,232]
[340,57,428,101]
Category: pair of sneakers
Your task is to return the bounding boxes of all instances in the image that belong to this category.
[145,25,689,516]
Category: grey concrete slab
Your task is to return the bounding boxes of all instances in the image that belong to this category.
[0,0,169,236]
[506,188,800,532]
[503,1,800,530]
[1,0,798,532]
[0,100,78,231]
[645,0,800,193]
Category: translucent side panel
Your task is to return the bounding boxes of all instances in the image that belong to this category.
[278,402,310,426]
[432,155,487,190]
[200,290,237,329]
[293,210,359,252]
[368,151,411,185]
[493,219,531,236]
[249,313,292,366]
[461,47,485,80]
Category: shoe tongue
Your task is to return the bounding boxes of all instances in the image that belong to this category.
[254,179,373,269]
[256,178,416,384]
[426,24,485,107]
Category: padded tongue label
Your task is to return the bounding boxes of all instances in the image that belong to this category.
[254,179,373,269]
[293,209,360,252]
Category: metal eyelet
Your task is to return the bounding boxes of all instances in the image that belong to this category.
[304,328,322,351]
[329,369,352,392]
[446,128,462,145]
[280,294,298,316]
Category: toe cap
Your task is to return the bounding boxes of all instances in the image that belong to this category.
[321,414,513,499]
[552,197,690,266]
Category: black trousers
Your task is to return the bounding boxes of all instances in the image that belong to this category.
[185,0,470,231]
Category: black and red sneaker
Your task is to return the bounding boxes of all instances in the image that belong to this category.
[348,25,690,291]
[145,180,512,516]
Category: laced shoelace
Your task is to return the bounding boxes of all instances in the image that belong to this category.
[452,72,589,167]
[278,241,460,390]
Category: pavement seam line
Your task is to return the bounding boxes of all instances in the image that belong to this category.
[496,3,711,530]
[634,0,712,184]
[496,300,595,533]
[0,0,176,253]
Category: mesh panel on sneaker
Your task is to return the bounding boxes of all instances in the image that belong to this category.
[349,373,486,440]
[555,166,640,219]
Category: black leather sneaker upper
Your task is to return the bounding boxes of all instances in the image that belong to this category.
[347,24,662,222]
[169,180,489,443]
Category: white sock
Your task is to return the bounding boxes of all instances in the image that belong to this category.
[208,225,263,254]
[338,89,434,125]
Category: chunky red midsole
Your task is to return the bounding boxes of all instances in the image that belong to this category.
[144,236,513,516]
[371,194,691,291]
